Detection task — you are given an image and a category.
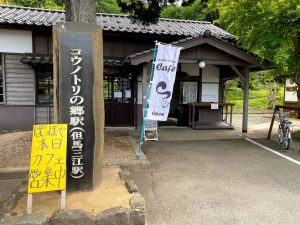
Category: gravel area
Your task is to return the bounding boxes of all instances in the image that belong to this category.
[103,131,136,166]
[0,131,32,168]
[1,114,299,169]
[0,130,136,169]
[232,113,273,129]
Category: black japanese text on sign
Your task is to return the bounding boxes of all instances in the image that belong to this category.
[28,124,67,193]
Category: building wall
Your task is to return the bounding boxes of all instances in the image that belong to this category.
[0,29,32,53]
[0,106,34,130]
[284,79,298,103]
[5,54,35,105]
[35,105,54,124]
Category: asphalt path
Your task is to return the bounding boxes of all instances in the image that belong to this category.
[131,139,300,225]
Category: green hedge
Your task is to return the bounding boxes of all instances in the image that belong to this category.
[226,87,284,110]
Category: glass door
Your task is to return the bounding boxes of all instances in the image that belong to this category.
[104,75,134,126]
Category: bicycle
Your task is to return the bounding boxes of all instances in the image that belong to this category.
[275,110,294,150]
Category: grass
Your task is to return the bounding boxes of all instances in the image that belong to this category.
[292,129,300,141]
[226,86,284,113]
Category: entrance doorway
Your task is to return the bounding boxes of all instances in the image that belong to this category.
[159,80,198,127]
[104,75,134,126]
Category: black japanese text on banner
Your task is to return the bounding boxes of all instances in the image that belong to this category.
[146,44,181,121]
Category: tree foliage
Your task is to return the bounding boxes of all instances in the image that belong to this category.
[96,0,121,13]
[212,0,300,80]
[117,0,175,24]
[0,0,10,4]
[7,0,122,13]
[161,0,218,22]
[8,0,64,9]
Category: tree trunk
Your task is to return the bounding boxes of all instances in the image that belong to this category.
[293,72,300,118]
[267,82,279,109]
[65,0,96,24]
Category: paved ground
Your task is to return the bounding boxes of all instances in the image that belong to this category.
[129,114,300,225]
[2,114,300,224]
[131,138,300,225]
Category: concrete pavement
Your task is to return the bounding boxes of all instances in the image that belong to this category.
[130,137,300,225]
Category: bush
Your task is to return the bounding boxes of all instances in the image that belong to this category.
[225,86,284,111]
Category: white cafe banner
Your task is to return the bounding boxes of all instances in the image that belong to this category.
[146,43,181,121]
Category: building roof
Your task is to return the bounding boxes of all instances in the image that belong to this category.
[0,5,234,41]
[127,33,265,70]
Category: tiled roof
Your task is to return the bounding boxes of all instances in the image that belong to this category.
[0,5,234,40]
[127,34,228,61]
[126,33,265,69]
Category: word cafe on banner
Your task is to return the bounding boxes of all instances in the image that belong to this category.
[137,42,182,159]
[69,48,85,179]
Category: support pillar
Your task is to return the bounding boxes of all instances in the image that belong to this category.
[142,63,148,116]
[242,67,250,133]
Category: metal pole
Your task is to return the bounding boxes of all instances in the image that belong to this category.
[137,42,158,160]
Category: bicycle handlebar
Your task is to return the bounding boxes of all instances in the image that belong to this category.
[276,110,295,118]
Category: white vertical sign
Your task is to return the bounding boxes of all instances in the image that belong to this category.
[146,44,181,121]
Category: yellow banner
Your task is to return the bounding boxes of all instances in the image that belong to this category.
[28,124,68,193]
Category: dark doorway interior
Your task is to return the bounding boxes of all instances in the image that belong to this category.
[159,80,198,127]
[104,74,134,126]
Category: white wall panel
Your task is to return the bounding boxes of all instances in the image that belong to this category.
[285,79,298,102]
[0,29,32,53]
[202,65,220,82]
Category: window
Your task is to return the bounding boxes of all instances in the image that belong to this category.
[36,70,53,104]
[104,75,132,103]
[113,77,131,103]
[180,81,198,104]
[0,54,4,104]
[201,65,220,102]
[104,76,112,102]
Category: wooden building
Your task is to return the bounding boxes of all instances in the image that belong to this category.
[0,5,264,132]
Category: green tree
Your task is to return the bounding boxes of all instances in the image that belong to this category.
[8,0,122,13]
[117,0,176,24]
[8,0,64,9]
[211,0,300,99]
[0,0,10,4]
[161,0,218,22]
[96,0,121,13]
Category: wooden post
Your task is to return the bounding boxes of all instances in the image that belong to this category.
[142,63,148,116]
[242,67,249,133]
[188,105,191,127]
[267,106,278,140]
[225,105,228,123]
[230,105,233,125]
[61,190,66,209]
[26,194,32,214]
[192,105,195,124]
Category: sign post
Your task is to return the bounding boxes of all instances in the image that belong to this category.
[137,42,182,159]
[53,22,104,191]
[27,124,68,214]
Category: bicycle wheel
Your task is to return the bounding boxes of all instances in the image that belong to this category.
[284,130,291,150]
[278,125,284,144]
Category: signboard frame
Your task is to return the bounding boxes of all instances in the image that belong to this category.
[27,124,68,214]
